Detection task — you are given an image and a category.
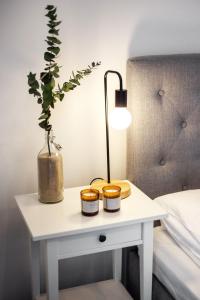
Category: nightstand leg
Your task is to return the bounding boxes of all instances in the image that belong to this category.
[139,221,153,300]
[45,240,59,300]
[30,240,40,300]
[112,248,122,281]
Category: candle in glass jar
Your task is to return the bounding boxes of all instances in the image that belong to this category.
[80,189,99,216]
[102,185,121,212]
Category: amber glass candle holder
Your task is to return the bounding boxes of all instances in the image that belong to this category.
[80,189,99,216]
[102,185,121,212]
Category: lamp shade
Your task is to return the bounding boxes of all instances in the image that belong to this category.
[115,89,127,107]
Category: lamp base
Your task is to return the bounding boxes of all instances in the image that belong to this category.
[91,179,131,200]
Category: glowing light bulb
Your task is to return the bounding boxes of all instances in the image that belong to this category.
[109,107,132,130]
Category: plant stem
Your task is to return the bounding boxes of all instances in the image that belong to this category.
[47,130,51,156]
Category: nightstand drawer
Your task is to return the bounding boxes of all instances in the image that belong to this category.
[58,224,141,259]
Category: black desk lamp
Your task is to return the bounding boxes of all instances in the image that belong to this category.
[91,70,132,199]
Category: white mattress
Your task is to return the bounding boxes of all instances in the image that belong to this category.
[153,227,200,300]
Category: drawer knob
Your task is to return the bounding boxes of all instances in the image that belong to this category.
[99,235,106,242]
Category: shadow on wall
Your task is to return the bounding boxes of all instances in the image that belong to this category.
[4,200,31,300]
[128,17,200,58]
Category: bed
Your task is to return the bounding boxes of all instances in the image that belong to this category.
[125,54,200,300]
[153,227,200,300]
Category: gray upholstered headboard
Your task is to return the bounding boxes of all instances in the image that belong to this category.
[127,54,200,199]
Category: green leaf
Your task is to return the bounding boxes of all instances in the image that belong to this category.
[83,69,92,75]
[42,101,49,111]
[51,14,57,21]
[37,98,43,104]
[38,114,48,120]
[54,66,59,73]
[46,13,57,22]
[47,36,61,44]
[48,21,61,28]
[42,80,55,99]
[28,88,35,94]
[47,46,60,55]
[27,72,37,85]
[46,5,54,10]
[53,21,61,27]
[34,90,41,97]
[70,78,80,85]
[47,22,55,29]
[42,108,47,114]
[45,40,54,46]
[44,51,55,62]
[49,77,55,89]
[47,23,53,29]
[46,7,56,16]
[43,87,53,101]
[46,124,52,131]
[55,93,64,101]
[42,78,55,90]
[60,93,64,101]
[40,72,52,84]
[49,28,59,35]
[28,88,41,97]
[45,9,57,21]
[31,80,39,89]
[39,120,47,129]
[62,82,75,92]
[53,72,59,78]
[76,74,83,80]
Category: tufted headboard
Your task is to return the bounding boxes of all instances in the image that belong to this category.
[127,54,200,199]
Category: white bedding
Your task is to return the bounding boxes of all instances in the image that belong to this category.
[161,214,200,267]
[153,227,200,300]
[155,189,200,267]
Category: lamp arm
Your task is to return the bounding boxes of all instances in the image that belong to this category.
[104,70,123,90]
[104,70,124,183]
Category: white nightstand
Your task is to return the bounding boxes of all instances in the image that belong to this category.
[15,181,166,300]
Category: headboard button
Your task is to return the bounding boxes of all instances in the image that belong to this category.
[158,89,165,96]
[181,121,187,128]
[159,159,166,166]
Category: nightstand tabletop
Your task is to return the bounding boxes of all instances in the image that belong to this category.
[15,180,166,241]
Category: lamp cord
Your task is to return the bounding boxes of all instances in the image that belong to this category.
[90,177,104,185]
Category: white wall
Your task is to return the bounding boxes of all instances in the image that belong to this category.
[1,0,200,298]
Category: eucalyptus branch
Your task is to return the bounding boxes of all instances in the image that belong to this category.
[27,4,101,135]
[47,130,51,156]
